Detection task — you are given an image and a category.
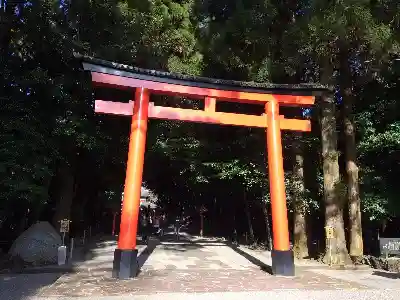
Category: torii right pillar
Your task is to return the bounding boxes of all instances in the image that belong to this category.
[266,100,294,276]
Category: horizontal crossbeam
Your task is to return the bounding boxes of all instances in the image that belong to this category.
[95,100,311,131]
[91,72,315,106]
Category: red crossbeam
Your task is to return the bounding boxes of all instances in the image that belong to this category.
[91,72,315,106]
[95,100,311,131]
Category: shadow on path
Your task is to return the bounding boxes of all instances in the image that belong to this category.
[226,243,273,275]
[137,239,158,271]
[372,270,400,279]
[0,272,61,300]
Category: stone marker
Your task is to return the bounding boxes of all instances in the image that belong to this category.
[9,221,62,265]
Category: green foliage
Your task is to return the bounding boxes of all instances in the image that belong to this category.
[0,0,399,245]
[204,160,266,190]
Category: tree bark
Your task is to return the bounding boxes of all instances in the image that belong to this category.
[320,75,351,265]
[243,190,255,243]
[200,213,204,236]
[343,89,363,257]
[0,3,14,54]
[292,133,309,259]
[52,160,76,231]
[339,50,364,258]
[261,200,272,250]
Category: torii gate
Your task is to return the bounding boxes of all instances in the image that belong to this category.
[78,55,327,279]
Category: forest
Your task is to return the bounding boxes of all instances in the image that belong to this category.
[0,0,399,266]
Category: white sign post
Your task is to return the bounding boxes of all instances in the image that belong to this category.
[58,245,67,265]
[58,219,71,266]
[325,226,334,266]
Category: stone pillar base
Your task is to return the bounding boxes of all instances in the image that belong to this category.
[112,249,138,279]
[271,249,295,276]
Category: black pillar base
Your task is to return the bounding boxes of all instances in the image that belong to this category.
[112,249,139,279]
[271,249,295,276]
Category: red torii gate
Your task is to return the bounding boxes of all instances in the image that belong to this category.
[78,55,327,279]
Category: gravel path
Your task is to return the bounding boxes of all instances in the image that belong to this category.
[29,290,400,300]
[2,234,399,300]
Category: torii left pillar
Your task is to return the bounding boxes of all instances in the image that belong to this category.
[112,87,149,279]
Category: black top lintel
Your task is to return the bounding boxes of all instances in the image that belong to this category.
[75,53,332,96]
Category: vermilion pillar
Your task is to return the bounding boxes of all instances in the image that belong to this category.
[266,100,295,276]
[113,87,149,279]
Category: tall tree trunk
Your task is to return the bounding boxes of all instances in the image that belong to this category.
[320,66,351,264]
[340,51,364,258]
[200,213,204,237]
[52,160,76,231]
[292,133,309,259]
[343,89,363,258]
[243,189,255,243]
[17,208,30,234]
[259,150,272,249]
[0,2,14,54]
[232,211,238,243]
[261,200,272,250]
